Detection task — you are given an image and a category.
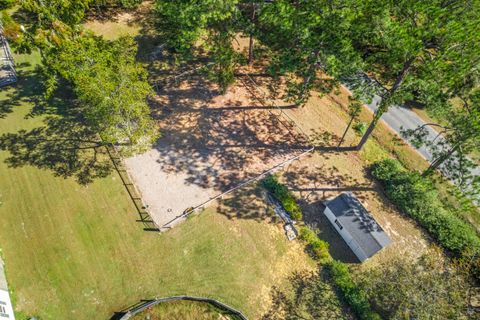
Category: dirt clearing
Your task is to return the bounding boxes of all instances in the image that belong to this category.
[125,75,310,228]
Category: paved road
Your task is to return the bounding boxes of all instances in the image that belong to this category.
[362,93,480,192]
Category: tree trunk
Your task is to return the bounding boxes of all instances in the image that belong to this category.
[248,34,254,65]
[248,4,256,65]
[338,115,355,148]
[296,49,321,107]
[356,116,378,150]
[303,49,320,88]
[356,57,415,150]
[422,143,461,176]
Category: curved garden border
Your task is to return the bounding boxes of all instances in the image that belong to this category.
[115,295,248,320]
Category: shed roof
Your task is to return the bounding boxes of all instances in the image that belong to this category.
[326,193,391,259]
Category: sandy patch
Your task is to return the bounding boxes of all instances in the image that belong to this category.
[125,76,310,228]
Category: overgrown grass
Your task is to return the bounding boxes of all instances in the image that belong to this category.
[131,300,242,320]
[0,53,315,320]
[328,261,382,320]
[298,227,382,320]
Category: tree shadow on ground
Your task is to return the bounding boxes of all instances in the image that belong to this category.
[299,199,359,263]
[216,183,283,223]
[0,62,44,118]
[149,75,310,193]
[262,269,354,320]
[282,164,375,203]
[281,163,376,263]
[132,1,170,63]
[0,83,113,184]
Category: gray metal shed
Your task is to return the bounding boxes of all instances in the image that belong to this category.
[324,193,391,262]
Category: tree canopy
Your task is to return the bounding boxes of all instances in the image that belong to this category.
[346,0,479,149]
[257,0,361,105]
[44,34,158,153]
[358,251,471,319]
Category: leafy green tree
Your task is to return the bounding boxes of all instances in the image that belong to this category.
[397,2,480,195]
[402,92,480,200]
[347,0,479,151]
[358,251,470,319]
[257,0,361,106]
[10,0,90,55]
[155,0,239,91]
[0,0,15,11]
[44,35,158,153]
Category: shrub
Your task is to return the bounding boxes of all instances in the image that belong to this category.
[329,260,382,320]
[353,122,367,135]
[371,159,480,255]
[262,175,302,220]
[370,158,403,181]
[299,227,331,263]
[119,0,142,8]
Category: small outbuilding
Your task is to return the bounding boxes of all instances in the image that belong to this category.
[323,193,391,262]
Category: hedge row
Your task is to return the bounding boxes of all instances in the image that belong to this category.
[262,175,302,220]
[298,227,381,319]
[371,159,480,255]
[299,227,331,263]
[329,260,382,320]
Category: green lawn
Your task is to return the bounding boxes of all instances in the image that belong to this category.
[0,53,316,319]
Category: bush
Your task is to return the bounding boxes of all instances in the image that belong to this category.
[299,227,331,263]
[353,122,367,135]
[370,158,403,181]
[119,0,142,8]
[262,175,302,220]
[329,260,382,320]
[371,159,480,255]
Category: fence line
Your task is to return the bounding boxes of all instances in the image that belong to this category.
[159,70,315,230]
[160,145,314,230]
[117,295,248,320]
[106,145,161,231]
[241,73,313,144]
[0,21,17,87]
[152,62,215,92]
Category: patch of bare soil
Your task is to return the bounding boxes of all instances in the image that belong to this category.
[125,75,309,228]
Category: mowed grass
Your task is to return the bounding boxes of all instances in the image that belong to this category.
[0,54,315,319]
